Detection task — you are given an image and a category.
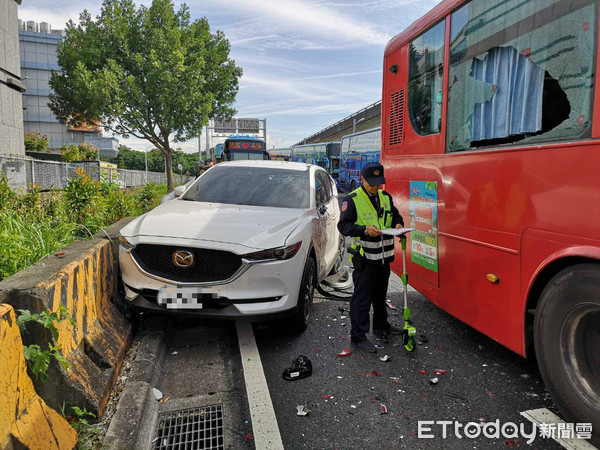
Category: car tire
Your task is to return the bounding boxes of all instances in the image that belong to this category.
[291,256,316,333]
[534,263,600,444]
[328,238,345,276]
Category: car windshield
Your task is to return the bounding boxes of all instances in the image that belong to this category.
[181,165,310,208]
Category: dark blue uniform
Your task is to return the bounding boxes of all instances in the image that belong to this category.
[338,187,404,346]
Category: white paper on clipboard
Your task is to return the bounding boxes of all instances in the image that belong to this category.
[380,227,415,236]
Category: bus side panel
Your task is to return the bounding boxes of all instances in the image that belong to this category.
[521,229,600,353]
[438,236,521,354]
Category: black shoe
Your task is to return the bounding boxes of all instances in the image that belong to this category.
[282,355,312,381]
[373,324,403,338]
[351,338,377,353]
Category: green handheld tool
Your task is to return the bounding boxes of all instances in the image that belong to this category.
[400,234,416,352]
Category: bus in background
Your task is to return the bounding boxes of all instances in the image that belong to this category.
[381,0,600,437]
[215,143,224,160]
[269,147,292,161]
[291,142,341,178]
[221,136,270,161]
[338,127,381,193]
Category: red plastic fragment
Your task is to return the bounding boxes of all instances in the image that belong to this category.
[315,348,322,352]
[433,369,447,375]
[372,370,381,377]
[337,348,352,357]
[419,369,427,374]
[322,394,332,400]
[486,390,493,396]
[381,404,388,414]
[504,441,516,446]
[243,434,254,440]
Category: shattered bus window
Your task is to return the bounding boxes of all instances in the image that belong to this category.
[446,0,595,152]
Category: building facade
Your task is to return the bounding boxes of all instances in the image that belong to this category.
[19,20,118,158]
[0,0,25,156]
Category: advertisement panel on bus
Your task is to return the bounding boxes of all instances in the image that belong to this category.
[380,0,600,438]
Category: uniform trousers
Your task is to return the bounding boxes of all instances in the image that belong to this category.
[350,262,390,342]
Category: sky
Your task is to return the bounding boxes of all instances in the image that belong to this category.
[18,0,441,154]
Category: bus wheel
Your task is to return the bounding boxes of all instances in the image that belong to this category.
[291,256,316,333]
[534,263,600,443]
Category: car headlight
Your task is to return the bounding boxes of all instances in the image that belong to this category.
[243,242,302,262]
[119,235,135,251]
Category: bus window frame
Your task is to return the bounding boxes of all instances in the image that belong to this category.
[444,0,599,154]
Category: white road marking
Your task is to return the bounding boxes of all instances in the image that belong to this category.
[236,320,284,449]
[520,408,597,449]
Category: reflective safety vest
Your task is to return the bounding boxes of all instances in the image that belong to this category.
[350,187,395,265]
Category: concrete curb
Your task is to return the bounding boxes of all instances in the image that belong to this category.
[103,316,167,449]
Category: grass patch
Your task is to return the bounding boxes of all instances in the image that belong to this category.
[0,171,168,281]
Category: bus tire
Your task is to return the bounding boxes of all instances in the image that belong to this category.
[534,263,600,444]
[291,256,316,333]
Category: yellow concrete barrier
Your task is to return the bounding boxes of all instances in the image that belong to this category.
[0,303,78,449]
[0,238,132,417]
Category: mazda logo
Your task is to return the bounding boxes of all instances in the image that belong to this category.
[173,250,195,268]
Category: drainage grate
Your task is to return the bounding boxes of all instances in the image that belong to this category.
[153,404,224,450]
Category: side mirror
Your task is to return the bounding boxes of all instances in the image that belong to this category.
[174,185,186,197]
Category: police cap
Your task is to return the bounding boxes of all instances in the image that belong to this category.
[361,162,386,185]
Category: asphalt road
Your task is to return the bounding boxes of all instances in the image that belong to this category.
[135,255,571,449]
[252,259,564,449]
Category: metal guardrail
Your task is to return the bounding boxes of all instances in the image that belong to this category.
[0,155,190,191]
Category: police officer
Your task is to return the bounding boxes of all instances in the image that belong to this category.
[337,162,404,352]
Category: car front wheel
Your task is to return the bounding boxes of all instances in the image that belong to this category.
[291,256,316,332]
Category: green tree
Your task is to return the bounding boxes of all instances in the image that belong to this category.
[49,0,242,190]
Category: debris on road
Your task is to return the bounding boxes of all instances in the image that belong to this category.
[282,355,313,381]
[337,348,352,357]
[430,377,439,385]
[433,369,447,375]
[296,405,311,416]
[381,404,388,414]
[386,299,398,310]
[419,369,427,374]
[380,355,391,362]
[152,388,163,401]
[243,433,254,441]
[322,394,333,400]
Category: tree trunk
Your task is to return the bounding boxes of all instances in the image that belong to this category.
[163,145,174,191]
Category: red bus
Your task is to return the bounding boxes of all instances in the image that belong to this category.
[381,0,599,438]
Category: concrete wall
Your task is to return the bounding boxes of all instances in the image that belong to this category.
[0,304,78,449]
[0,235,132,418]
[0,0,25,156]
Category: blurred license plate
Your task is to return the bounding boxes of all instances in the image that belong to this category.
[157,286,216,309]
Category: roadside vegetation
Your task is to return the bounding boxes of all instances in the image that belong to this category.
[0,168,167,281]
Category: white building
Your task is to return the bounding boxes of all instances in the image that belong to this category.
[19,20,119,158]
